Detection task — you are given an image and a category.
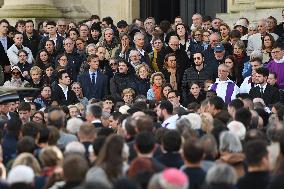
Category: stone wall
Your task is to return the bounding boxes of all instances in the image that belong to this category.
[217,0,284,27]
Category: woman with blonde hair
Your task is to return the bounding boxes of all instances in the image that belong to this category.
[147,72,166,101]
[135,63,151,96]
[12,153,41,176]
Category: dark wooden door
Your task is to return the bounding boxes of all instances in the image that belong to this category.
[140,0,180,24]
[180,0,227,26]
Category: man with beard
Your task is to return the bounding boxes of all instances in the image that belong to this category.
[249,67,280,106]
[182,52,213,93]
[156,100,178,129]
[161,35,191,90]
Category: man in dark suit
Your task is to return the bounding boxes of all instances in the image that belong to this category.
[23,20,41,58]
[0,19,14,81]
[78,54,108,100]
[85,104,103,128]
[38,21,64,54]
[249,67,280,106]
[51,70,79,106]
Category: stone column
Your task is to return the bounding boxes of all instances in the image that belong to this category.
[0,0,62,18]
[53,0,90,20]
[79,0,139,24]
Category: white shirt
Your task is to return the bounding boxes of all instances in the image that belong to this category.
[162,114,179,129]
[240,76,253,94]
[210,78,239,102]
[58,84,68,100]
[137,48,145,56]
[257,83,267,93]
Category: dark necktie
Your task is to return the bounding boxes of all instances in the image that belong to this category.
[92,72,96,85]
[260,86,264,96]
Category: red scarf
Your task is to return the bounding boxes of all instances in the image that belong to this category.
[152,84,162,101]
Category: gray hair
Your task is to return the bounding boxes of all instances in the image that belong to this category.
[133,32,145,41]
[129,49,140,57]
[219,131,243,153]
[250,50,263,61]
[176,117,192,133]
[206,163,237,186]
[65,141,86,155]
[66,117,84,134]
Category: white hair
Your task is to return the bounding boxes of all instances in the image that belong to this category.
[181,113,202,130]
[129,49,140,57]
[133,32,144,41]
[206,164,237,186]
[219,131,243,153]
[66,117,84,135]
[227,121,246,140]
[65,141,86,155]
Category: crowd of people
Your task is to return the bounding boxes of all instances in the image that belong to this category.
[0,8,283,189]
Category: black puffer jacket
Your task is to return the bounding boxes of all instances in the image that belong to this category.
[110,72,137,100]
[182,65,213,91]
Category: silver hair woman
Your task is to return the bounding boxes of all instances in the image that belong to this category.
[217,131,245,179]
[206,163,238,189]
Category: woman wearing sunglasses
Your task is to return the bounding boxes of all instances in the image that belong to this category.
[3,66,29,87]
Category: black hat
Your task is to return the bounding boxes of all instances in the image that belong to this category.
[0,91,19,104]
[117,20,128,28]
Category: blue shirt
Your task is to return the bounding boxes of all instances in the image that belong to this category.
[0,36,7,52]
[89,70,98,84]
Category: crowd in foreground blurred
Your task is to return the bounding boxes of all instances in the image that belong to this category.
[0,9,284,189]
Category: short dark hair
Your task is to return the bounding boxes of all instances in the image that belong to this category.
[88,104,102,118]
[110,112,122,121]
[102,16,114,26]
[193,51,204,58]
[235,108,252,128]
[167,90,179,99]
[244,140,268,166]
[255,67,269,77]
[135,132,156,154]
[17,136,36,154]
[18,102,31,112]
[162,130,181,152]
[15,20,25,28]
[273,41,284,50]
[209,96,224,110]
[21,121,40,139]
[202,15,212,22]
[46,21,56,26]
[25,20,34,26]
[159,100,173,114]
[228,99,244,110]
[87,54,99,62]
[183,139,204,163]
[250,57,263,65]
[0,19,9,26]
[229,29,241,39]
[57,70,68,80]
